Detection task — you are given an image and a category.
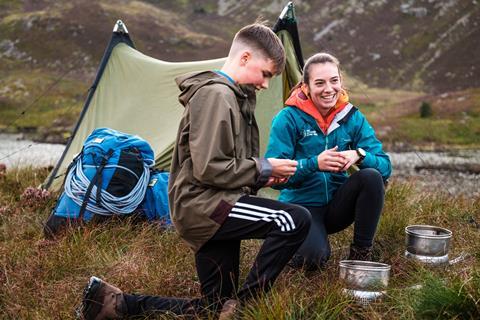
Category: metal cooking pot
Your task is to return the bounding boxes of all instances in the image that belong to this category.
[405,225,452,264]
[339,260,391,291]
[339,260,391,305]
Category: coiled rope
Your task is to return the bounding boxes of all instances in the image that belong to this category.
[64,156,150,216]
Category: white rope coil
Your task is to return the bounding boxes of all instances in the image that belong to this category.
[64,157,150,216]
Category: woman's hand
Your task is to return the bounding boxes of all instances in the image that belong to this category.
[267,158,298,178]
[317,146,348,172]
[338,150,360,171]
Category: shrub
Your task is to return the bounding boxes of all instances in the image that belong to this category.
[419,101,433,118]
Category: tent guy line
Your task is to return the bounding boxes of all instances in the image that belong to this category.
[0,96,85,162]
[5,65,76,131]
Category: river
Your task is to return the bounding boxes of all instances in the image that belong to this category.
[1,134,479,198]
[0,133,65,169]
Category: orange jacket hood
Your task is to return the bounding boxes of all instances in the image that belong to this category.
[285,85,349,134]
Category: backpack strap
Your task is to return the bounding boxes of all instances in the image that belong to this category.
[79,148,114,220]
[95,149,115,206]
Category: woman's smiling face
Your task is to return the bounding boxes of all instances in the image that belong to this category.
[305,62,342,115]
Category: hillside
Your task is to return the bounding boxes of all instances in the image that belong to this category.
[0,0,479,146]
[1,0,478,90]
[294,0,480,92]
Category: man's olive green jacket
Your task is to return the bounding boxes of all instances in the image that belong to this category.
[168,71,272,252]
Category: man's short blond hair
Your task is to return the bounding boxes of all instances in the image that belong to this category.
[232,23,286,75]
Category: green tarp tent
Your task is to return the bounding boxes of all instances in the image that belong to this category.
[44,2,304,191]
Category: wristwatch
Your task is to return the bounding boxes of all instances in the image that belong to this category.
[356,148,366,164]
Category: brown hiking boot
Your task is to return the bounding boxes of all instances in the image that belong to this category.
[218,299,239,320]
[78,276,127,320]
[348,244,373,261]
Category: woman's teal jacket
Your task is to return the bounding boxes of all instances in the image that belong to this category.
[265,103,392,207]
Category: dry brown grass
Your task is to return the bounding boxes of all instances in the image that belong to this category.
[0,168,479,319]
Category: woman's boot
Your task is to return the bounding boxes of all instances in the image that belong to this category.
[348,244,373,261]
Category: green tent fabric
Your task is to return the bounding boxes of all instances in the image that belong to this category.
[44,3,303,192]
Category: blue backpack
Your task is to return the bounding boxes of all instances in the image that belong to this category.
[138,170,171,224]
[53,127,155,221]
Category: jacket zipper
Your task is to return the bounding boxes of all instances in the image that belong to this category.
[246,100,252,156]
[322,135,329,203]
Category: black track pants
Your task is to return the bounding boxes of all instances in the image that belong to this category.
[123,195,311,316]
[296,168,385,267]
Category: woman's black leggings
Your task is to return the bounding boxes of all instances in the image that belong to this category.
[295,168,385,266]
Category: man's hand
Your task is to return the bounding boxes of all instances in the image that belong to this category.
[317,146,348,172]
[267,158,298,178]
[264,176,289,187]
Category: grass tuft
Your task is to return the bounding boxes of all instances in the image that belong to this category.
[412,272,480,319]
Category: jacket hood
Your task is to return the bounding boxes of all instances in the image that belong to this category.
[176,71,253,107]
[285,86,349,134]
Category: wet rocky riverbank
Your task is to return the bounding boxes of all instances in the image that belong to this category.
[389,150,480,198]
